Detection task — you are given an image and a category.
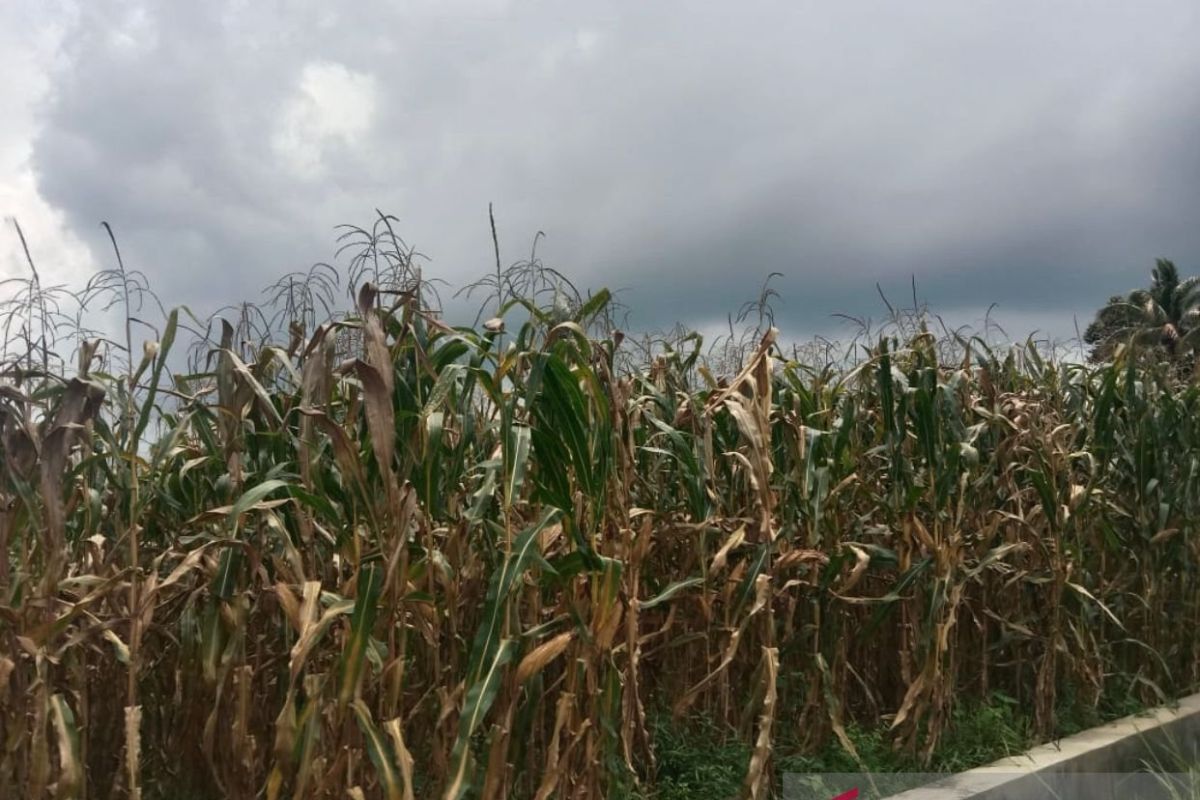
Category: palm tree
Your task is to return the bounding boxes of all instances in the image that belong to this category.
[1084,259,1200,361]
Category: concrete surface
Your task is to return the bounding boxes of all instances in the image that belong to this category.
[883,692,1200,799]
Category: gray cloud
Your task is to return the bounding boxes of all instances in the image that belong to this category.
[21,0,1200,343]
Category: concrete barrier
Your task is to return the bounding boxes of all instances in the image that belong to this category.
[884,692,1200,799]
[781,693,1200,798]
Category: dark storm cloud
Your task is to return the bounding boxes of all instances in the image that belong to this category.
[26,0,1200,341]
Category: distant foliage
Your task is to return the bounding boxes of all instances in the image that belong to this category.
[1084,259,1200,364]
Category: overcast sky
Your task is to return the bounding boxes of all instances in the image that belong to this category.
[3,0,1198,345]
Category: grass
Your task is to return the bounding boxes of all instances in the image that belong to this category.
[643,690,1139,799]
[1142,737,1200,800]
[1,215,1199,798]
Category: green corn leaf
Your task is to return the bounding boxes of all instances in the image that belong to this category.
[423,362,464,416]
[465,507,561,685]
[574,288,612,323]
[504,424,531,509]
[640,577,704,610]
[231,478,290,522]
[133,307,178,443]
[444,638,517,800]
[339,563,384,707]
[351,699,403,800]
[211,547,242,601]
[466,460,500,523]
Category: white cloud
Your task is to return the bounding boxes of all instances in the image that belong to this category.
[272,61,379,178]
[0,1,95,287]
[107,4,157,55]
[9,0,1200,338]
[540,27,602,72]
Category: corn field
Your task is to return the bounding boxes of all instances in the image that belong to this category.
[2,221,1200,799]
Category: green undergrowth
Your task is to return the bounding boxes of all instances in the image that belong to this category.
[636,684,1160,800]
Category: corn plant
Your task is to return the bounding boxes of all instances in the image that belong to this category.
[2,220,1199,799]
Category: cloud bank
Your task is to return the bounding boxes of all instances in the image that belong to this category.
[3,0,1198,343]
